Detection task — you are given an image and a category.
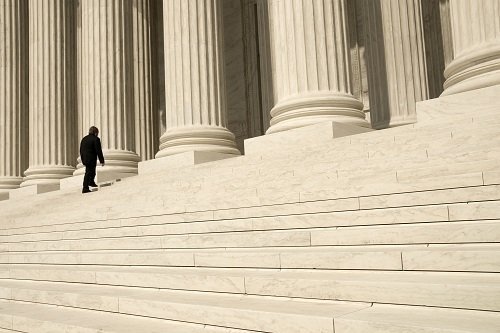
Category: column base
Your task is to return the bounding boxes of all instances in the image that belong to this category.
[156,126,241,159]
[266,92,369,134]
[0,176,23,191]
[442,43,500,96]
[73,150,141,176]
[21,165,75,187]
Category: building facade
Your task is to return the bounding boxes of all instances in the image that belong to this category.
[1,0,499,193]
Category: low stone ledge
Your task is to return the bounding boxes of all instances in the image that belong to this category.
[244,121,373,156]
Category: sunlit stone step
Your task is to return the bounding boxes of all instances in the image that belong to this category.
[416,85,500,123]
[243,270,500,311]
[0,250,195,266]
[335,303,500,333]
[3,148,499,230]
[2,201,500,251]
[1,201,457,242]
[1,266,498,310]
[1,244,498,272]
[0,280,370,333]
[311,220,500,246]
[5,185,500,241]
[0,299,251,333]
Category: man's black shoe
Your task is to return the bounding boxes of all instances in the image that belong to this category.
[89,182,98,187]
[82,188,91,194]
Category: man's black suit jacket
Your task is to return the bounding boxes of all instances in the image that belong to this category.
[80,134,105,166]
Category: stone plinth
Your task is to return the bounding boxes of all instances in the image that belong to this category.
[245,121,373,156]
[139,151,236,175]
[9,184,60,199]
[417,85,500,123]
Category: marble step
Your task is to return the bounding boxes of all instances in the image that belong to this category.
[0,114,496,209]
[2,139,499,231]
[10,118,488,206]
[0,280,370,333]
[4,183,500,240]
[335,303,500,333]
[0,266,498,311]
[249,123,500,167]
[132,114,500,181]
[311,220,500,246]
[3,260,500,292]
[126,131,500,191]
[245,108,500,159]
[3,132,499,218]
[3,198,500,247]
[0,202,460,249]
[2,215,500,253]
[250,121,500,163]
[0,299,252,333]
[3,170,498,234]
[416,85,500,122]
[1,244,499,272]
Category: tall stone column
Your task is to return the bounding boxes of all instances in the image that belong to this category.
[364,0,428,129]
[266,0,368,134]
[78,0,140,174]
[0,0,28,193]
[156,0,240,158]
[443,0,500,95]
[22,0,77,186]
[133,0,159,161]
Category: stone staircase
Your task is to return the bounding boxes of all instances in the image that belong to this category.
[0,89,500,332]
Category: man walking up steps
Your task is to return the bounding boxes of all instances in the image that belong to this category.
[80,126,105,194]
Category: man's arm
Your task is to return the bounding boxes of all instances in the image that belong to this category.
[96,138,105,165]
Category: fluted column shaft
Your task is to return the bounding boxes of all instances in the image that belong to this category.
[157,0,239,158]
[266,0,368,134]
[365,0,428,129]
[443,0,500,95]
[0,0,28,192]
[78,0,140,174]
[133,0,158,161]
[23,0,76,186]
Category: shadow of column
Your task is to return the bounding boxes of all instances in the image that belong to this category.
[361,0,391,129]
[422,0,446,98]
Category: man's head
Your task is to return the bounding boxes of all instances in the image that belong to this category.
[89,126,99,136]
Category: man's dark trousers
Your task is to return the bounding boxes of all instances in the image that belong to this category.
[83,163,96,192]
